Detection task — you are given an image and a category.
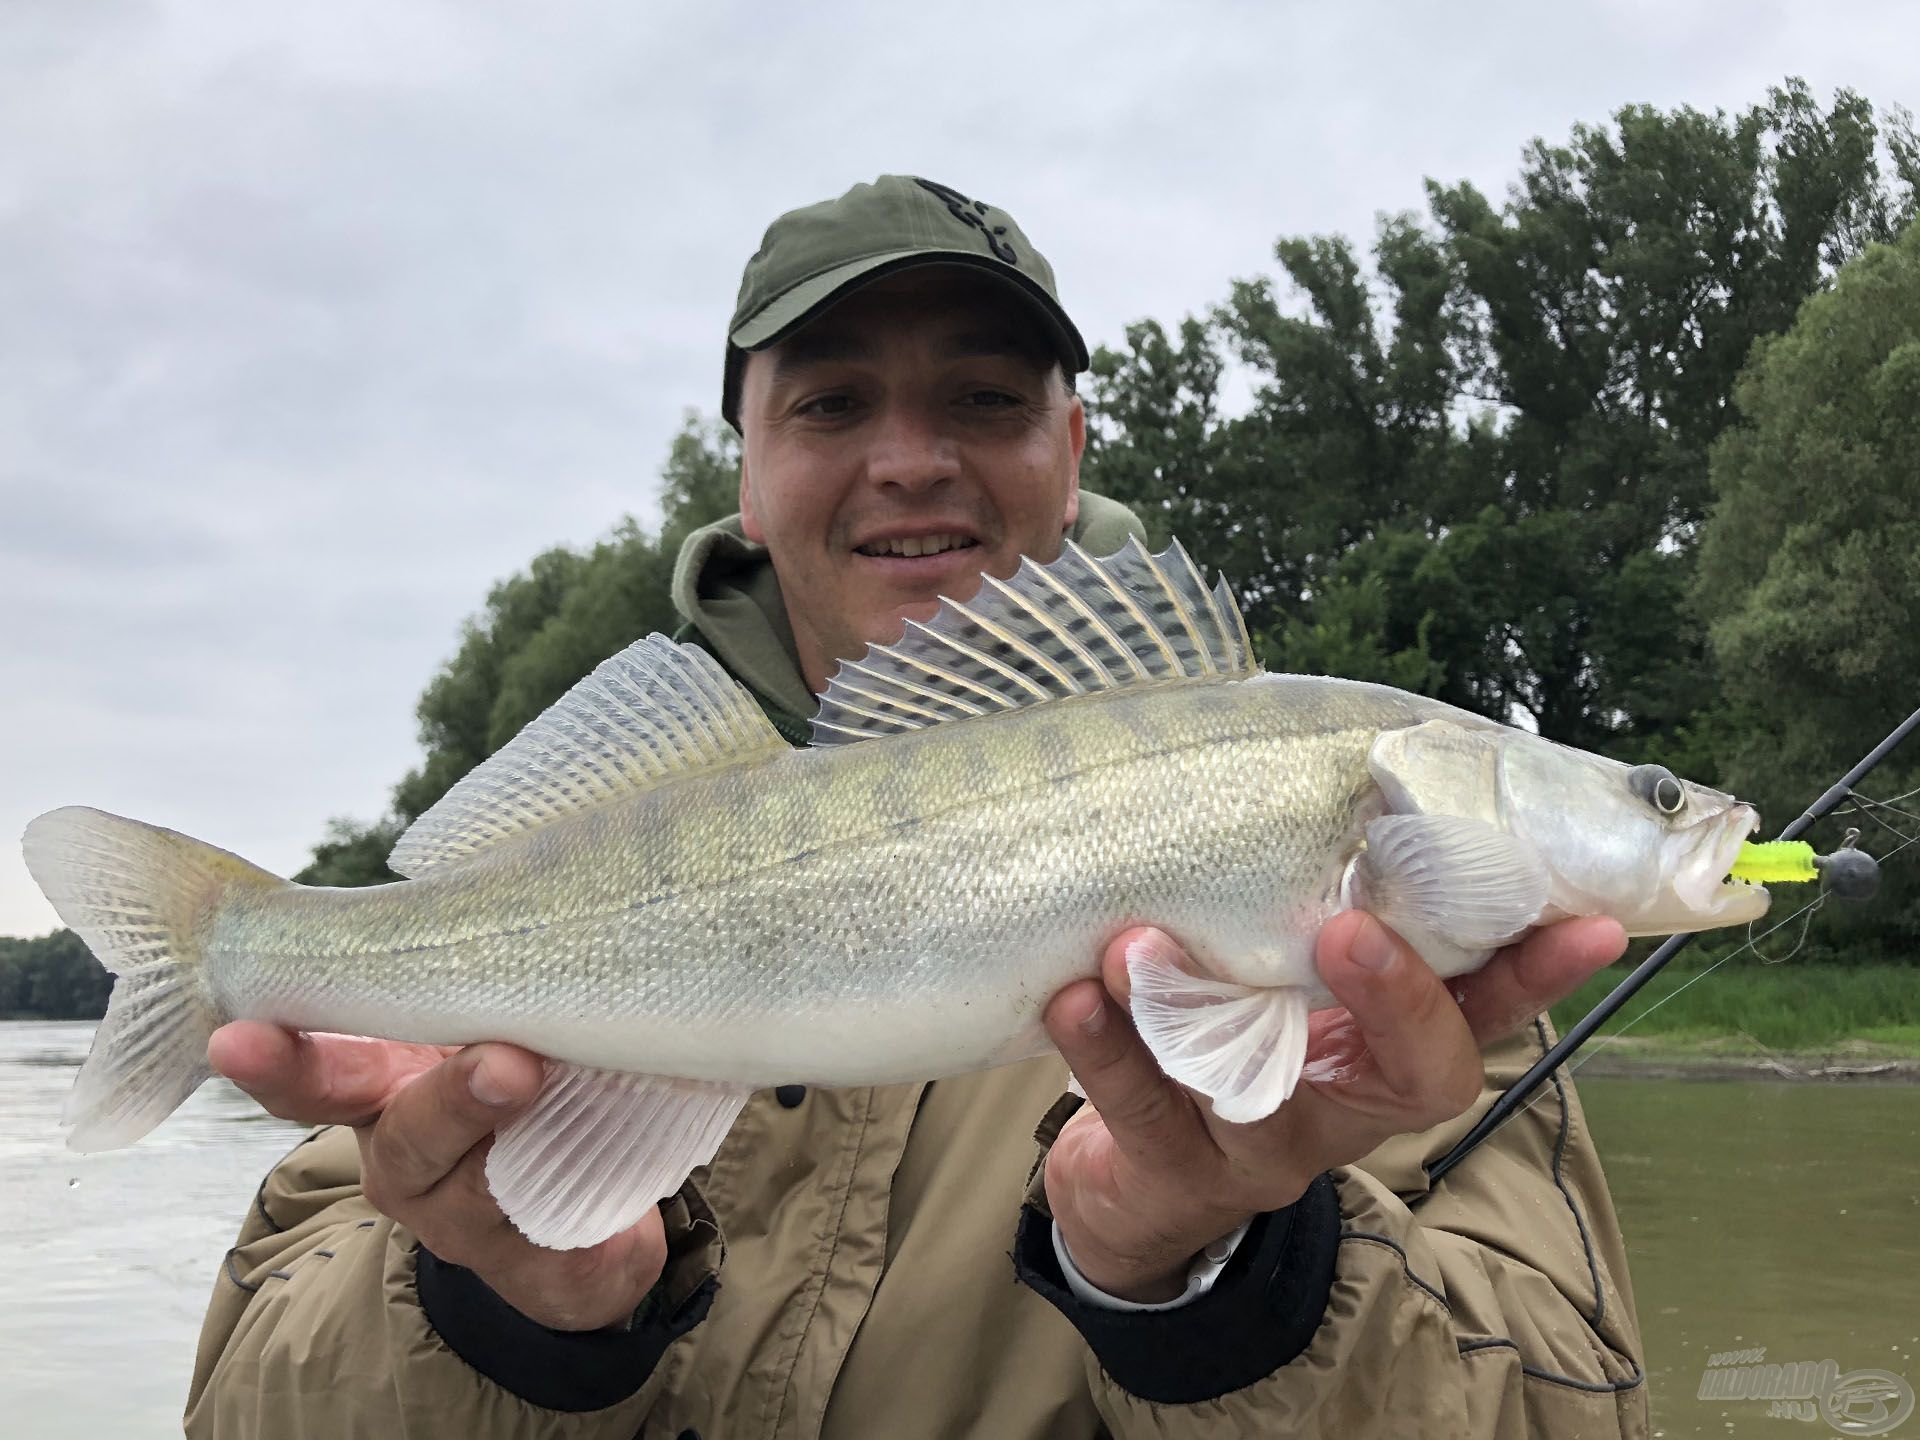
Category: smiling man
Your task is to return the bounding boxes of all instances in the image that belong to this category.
[189,176,1650,1438]
[734,264,1085,697]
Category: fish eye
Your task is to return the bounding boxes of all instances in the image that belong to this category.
[1628,764,1686,816]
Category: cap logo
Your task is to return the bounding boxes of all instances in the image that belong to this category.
[913,178,1018,265]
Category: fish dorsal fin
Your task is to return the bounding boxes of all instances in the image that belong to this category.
[389,635,784,877]
[811,537,1256,744]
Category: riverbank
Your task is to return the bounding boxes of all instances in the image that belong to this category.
[1567,1033,1920,1081]
[1548,958,1920,1080]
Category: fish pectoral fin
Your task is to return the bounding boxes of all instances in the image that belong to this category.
[1357,814,1549,951]
[484,1064,750,1251]
[1125,940,1310,1125]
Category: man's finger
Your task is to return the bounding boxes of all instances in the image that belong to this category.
[360,1043,547,1204]
[386,1139,524,1264]
[1452,917,1627,1046]
[208,1023,454,1126]
[482,1210,673,1332]
[1044,970,1199,1165]
[1314,912,1480,1113]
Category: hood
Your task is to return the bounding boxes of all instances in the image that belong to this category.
[669,490,1151,729]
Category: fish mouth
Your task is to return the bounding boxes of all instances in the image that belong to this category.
[1674,803,1768,920]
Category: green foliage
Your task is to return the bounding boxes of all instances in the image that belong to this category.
[0,929,110,1020]
[1552,959,1920,1051]
[1694,218,1920,949]
[293,816,407,888]
[1085,79,1916,761]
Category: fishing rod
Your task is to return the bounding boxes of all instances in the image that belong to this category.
[1427,702,1920,1187]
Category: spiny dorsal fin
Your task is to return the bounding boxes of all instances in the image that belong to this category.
[812,537,1256,744]
[389,635,783,877]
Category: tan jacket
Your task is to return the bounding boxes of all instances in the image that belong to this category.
[187,496,1649,1438]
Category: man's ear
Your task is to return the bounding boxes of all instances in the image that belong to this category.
[739,459,765,544]
[1062,395,1084,531]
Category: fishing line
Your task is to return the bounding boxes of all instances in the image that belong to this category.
[1846,783,1919,811]
[1843,787,1920,834]
[1748,896,1824,964]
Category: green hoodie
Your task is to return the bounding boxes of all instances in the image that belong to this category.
[668,490,1148,743]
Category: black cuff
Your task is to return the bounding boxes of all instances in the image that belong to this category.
[416,1245,716,1413]
[1013,1171,1341,1405]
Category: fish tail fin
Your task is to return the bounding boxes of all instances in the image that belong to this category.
[21,806,282,1151]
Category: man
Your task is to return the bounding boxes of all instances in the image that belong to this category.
[189,176,1648,1437]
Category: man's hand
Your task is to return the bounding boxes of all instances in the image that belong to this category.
[207,1025,668,1331]
[1042,914,1627,1303]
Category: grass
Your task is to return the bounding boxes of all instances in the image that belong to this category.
[1548,959,1920,1058]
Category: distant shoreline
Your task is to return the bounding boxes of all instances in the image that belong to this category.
[1564,1035,1920,1083]
[0,1011,104,1024]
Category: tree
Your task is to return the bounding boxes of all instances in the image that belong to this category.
[0,929,111,1019]
[1694,219,1920,953]
[1084,80,1916,754]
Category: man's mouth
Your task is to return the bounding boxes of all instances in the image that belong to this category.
[853,533,981,559]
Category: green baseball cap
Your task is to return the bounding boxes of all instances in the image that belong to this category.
[721,174,1090,429]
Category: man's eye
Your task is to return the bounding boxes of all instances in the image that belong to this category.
[962,389,1020,407]
[798,394,855,417]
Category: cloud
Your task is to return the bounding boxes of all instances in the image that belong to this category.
[2,0,1912,933]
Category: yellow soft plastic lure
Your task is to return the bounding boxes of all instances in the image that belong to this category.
[1729,840,1818,884]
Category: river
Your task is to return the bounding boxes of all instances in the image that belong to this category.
[1,1020,1915,1437]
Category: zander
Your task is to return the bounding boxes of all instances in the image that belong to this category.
[23,540,1769,1250]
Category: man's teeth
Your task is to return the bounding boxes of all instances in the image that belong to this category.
[856,534,978,559]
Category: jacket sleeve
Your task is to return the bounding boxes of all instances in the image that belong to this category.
[185,1124,723,1439]
[1013,1019,1651,1439]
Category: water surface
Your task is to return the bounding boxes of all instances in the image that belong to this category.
[1580,1076,1920,1437]
[1,1023,1915,1436]
[0,1021,306,1437]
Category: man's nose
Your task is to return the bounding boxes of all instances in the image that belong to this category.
[863,400,960,493]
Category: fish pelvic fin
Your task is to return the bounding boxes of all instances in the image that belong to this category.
[811,537,1257,745]
[485,1062,751,1251]
[1125,937,1311,1125]
[21,806,280,1151]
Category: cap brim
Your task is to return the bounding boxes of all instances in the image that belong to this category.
[728,248,1089,371]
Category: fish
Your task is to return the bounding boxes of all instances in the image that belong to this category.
[22,538,1770,1249]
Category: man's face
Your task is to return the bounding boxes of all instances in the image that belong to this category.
[737,267,1084,695]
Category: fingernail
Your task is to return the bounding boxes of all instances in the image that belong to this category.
[1077,995,1108,1037]
[469,1052,517,1107]
[1349,916,1398,975]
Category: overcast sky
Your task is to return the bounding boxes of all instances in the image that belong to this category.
[2,0,1913,936]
